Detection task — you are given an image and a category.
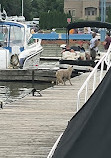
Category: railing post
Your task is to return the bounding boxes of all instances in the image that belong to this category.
[85,83,88,102]
[93,69,97,92]
[100,60,104,82]
[77,93,80,112]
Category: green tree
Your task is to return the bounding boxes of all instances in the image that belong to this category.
[31,0,64,17]
[23,0,32,20]
[0,0,21,16]
[0,0,32,20]
[0,0,68,28]
[39,11,68,29]
[106,6,111,23]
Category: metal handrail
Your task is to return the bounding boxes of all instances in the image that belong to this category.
[77,44,111,111]
[47,133,63,158]
[47,45,111,158]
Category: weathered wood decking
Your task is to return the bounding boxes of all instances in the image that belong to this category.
[0,69,57,82]
[0,71,104,158]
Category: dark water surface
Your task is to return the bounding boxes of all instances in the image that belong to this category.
[0,81,53,105]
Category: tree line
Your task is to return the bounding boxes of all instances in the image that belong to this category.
[0,0,71,29]
[0,0,111,29]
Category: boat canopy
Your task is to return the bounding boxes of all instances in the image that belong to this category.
[66,21,111,43]
[67,21,111,33]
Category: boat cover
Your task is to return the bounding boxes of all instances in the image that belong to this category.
[67,21,111,32]
[52,67,111,158]
[59,59,96,67]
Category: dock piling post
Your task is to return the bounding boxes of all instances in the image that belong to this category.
[32,70,34,86]
[1,102,3,109]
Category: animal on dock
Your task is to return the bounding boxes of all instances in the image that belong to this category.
[56,66,73,85]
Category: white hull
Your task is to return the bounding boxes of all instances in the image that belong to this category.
[0,20,43,69]
[23,47,43,69]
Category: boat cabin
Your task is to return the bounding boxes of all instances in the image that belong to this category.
[0,20,43,69]
[0,21,31,54]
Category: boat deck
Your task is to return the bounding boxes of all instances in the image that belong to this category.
[0,70,106,157]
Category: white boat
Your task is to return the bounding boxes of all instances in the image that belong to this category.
[0,20,43,69]
[59,21,111,72]
[59,44,97,73]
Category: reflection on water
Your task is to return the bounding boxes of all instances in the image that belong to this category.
[0,81,53,105]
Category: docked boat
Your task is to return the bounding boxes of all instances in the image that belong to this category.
[59,21,111,72]
[47,23,111,158]
[59,43,96,72]
[0,19,43,69]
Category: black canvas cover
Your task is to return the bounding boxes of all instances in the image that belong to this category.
[67,21,111,32]
[52,67,111,158]
[59,59,95,67]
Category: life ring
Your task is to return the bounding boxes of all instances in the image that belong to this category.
[10,54,19,67]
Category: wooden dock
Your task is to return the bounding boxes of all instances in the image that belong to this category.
[0,67,79,83]
[0,71,104,157]
[0,69,57,82]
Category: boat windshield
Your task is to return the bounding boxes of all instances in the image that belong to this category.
[0,24,24,47]
[10,26,24,47]
[0,25,8,47]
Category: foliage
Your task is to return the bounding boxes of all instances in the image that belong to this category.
[0,0,32,20]
[0,0,70,29]
[0,0,21,16]
[39,11,70,29]
[31,0,64,15]
[106,6,111,23]
[1,0,111,29]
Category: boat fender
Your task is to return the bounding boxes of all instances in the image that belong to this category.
[10,54,19,68]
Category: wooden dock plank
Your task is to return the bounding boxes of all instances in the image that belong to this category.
[0,71,106,157]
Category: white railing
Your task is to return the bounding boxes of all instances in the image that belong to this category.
[47,133,63,158]
[47,44,111,158]
[77,44,111,112]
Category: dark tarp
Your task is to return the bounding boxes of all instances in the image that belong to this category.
[66,21,111,44]
[67,21,111,32]
[59,59,95,67]
[52,67,111,158]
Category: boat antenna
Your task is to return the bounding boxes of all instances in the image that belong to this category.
[22,0,24,17]
[0,4,2,21]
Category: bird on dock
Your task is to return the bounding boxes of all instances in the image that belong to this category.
[32,88,42,97]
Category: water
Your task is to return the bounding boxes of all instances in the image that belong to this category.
[0,42,79,105]
[0,57,58,105]
[0,81,53,105]
[0,58,58,105]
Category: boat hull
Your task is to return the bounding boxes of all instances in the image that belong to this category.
[59,59,95,73]
[59,59,95,67]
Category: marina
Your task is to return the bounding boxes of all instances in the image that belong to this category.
[0,43,90,83]
[0,1,110,157]
[0,71,92,157]
[0,30,109,158]
[0,8,110,158]
[0,67,107,157]
[0,20,108,83]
